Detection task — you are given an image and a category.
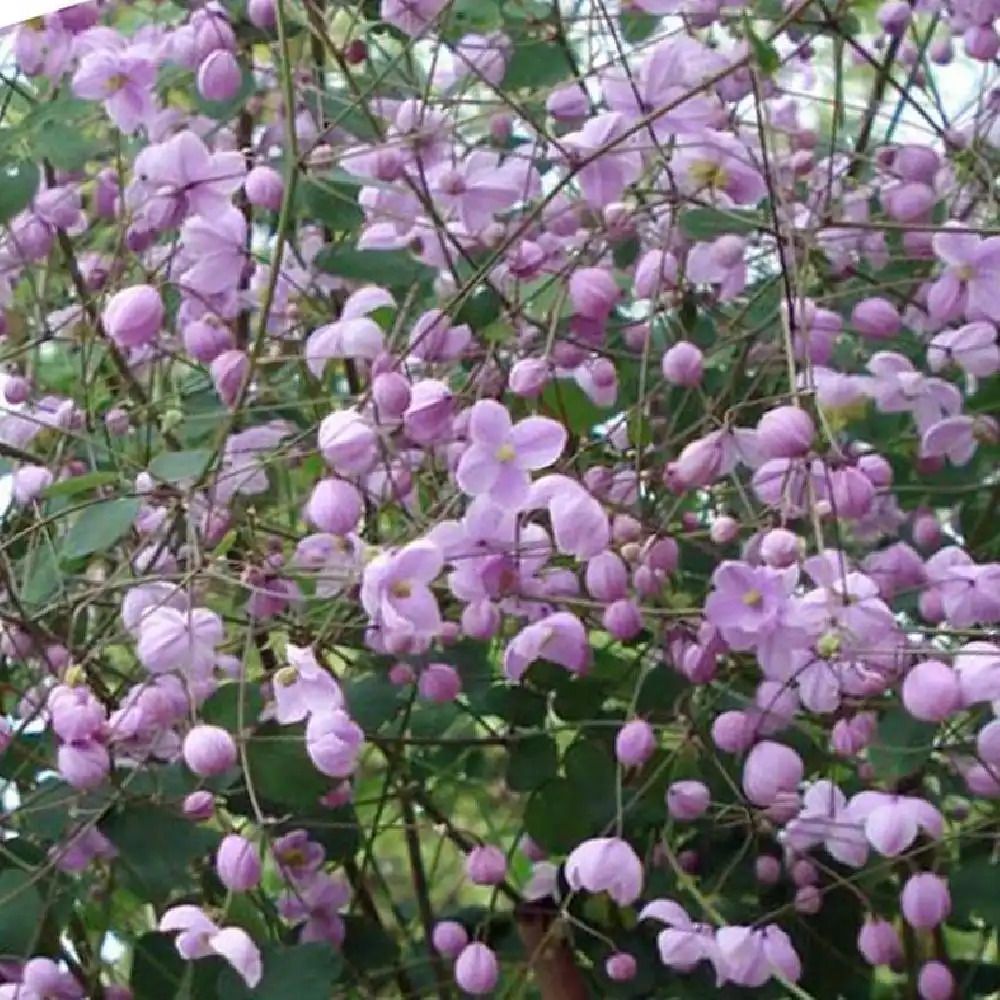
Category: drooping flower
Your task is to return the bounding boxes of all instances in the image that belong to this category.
[72,47,157,133]
[159,906,263,988]
[927,227,1000,323]
[503,612,589,682]
[272,645,343,724]
[565,837,643,905]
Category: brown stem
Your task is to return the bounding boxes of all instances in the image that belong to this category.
[514,901,591,1000]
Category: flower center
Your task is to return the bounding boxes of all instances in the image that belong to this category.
[275,666,298,687]
[816,630,841,659]
[689,160,728,190]
[742,588,762,607]
[108,73,127,93]
[390,580,412,599]
[955,264,975,281]
[495,443,516,462]
[280,847,306,867]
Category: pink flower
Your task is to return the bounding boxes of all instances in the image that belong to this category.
[503,612,589,682]
[661,342,703,386]
[216,834,261,892]
[923,411,996,465]
[900,873,951,929]
[318,410,378,475]
[72,48,156,133]
[182,725,237,777]
[273,645,343,724]
[927,321,1000,377]
[137,606,223,676]
[432,921,469,957]
[427,152,526,234]
[179,207,247,296]
[159,906,262,988]
[210,350,249,408]
[640,899,715,974]
[360,541,445,645]
[902,660,961,721]
[849,791,943,858]
[756,406,815,459]
[615,719,656,767]
[858,918,903,966]
[667,781,711,821]
[561,113,643,209]
[928,228,1000,323]
[103,284,164,349]
[466,845,506,886]
[305,709,363,777]
[197,50,242,102]
[673,131,766,205]
[565,837,643,905]
[456,400,566,510]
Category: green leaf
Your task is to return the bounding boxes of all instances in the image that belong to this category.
[525,778,595,853]
[298,175,363,231]
[504,40,574,89]
[44,471,120,498]
[20,543,62,607]
[243,723,331,810]
[23,99,105,172]
[217,942,343,1000]
[540,380,606,435]
[61,497,141,561]
[506,734,559,792]
[743,15,781,75]
[0,869,44,956]
[148,449,215,484]
[313,248,435,288]
[0,160,40,225]
[620,11,658,42]
[868,709,936,784]
[950,857,1000,927]
[101,806,219,903]
[678,207,766,240]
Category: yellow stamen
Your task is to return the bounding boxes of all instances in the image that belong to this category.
[742,588,762,607]
[495,443,516,462]
[689,160,729,190]
[390,580,412,599]
[275,666,298,687]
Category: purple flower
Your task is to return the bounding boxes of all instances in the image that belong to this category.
[900,872,951,929]
[456,400,566,510]
[928,228,1000,323]
[704,561,796,651]
[666,781,711,821]
[503,612,588,682]
[137,607,223,676]
[465,845,506,886]
[615,719,656,767]
[561,113,643,208]
[103,285,164,350]
[927,321,1000,377]
[216,834,261,892]
[361,541,444,646]
[179,207,247,296]
[432,921,468,958]
[305,709,363,777]
[673,131,766,205]
[72,48,156,134]
[182,725,237,777]
[273,644,343,724]
[858,918,903,966]
[902,660,961,721]
[427,152,527,234]
[565,837,643,906]
[159,906,262,988]
[318,410,378,475]
[640,899,715,975]
[380,0,450,35]
[849,791,944,858]
[741,741,803,808]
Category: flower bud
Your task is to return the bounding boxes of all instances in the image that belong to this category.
[244,165,284,211]
[755,855,781,885]
[858,918,902,966]
[585,551,628,602]
[661,341,704,387]
[247,0,277,28]
[759,528,801,568]
[432,921,468,958]
[569,268,619,320]
[710,516,739,544]
[372,372,411,420]
[418,663,461,704]
[466,845,506,886]
[918,961,954,1000]
[615,719,655,768]
[851,297,901,339]
[602,599,642,640]
[901,873,951,929]
[666,780,710,821]
[182,725,237,777]
[605,952,637,982]
[306,479,362,535]
[757,406,815,458]
[216,834,261,891]
[103,285,164,350]
[742,741,803,807]
[183,790,215,822]
[197,50,243,102]
[455,943,499,995]
[902,660,961,722]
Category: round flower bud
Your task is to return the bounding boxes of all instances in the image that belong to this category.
[918,961,955,1000]
[247,0,277,27]
[216,833,261,891]
[902,660,961,722]
[454,943,499,996]
[418,663,461,704]
[466,845,506,886]
[757,406,815,459]
[605,952,637,982]
[901,873,951,929]
[712,710,755,754]
[851,297,902,340]
[432,921,468,958]
[661,341,704,387]
[197,50,243,103]
[742,741,803,807]
[615,719,655,768]
[244,165,284,211]
[666,780,710,821]
[372,372,411,420]
[183,790,215,822]
[182,725,237,777]
[755,855,781,885]
[569,268,620,319]
[602,599,642,640]
[759,528,801,568]
[103,285,163,349]
[3,376,30,404]
[306,478,363,534]
[858,918,902,966]
[710,516,739,544]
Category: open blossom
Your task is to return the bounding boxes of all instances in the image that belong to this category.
[159,905,262,988]
[927,321,1000,377]
[380,0,450,35]
[179,207,247,296]
[455,400,566,510]
[565,837,643,905]
[272,644,343,724]
[927,228,1000,323]
[137,606,223,676]
[360,541,444,647]
[704,561,797,651]
[72,47,157,133]
[503,612,589,682]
